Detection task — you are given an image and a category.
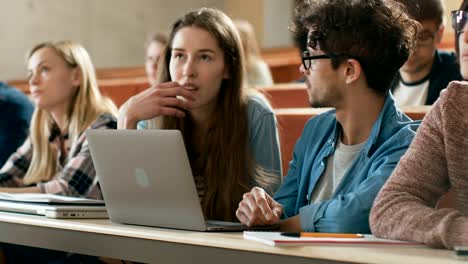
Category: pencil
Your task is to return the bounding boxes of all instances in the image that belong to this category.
[281,232,364,238]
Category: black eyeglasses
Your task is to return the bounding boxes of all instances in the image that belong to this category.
[301,51,351,70]
[452,10,468,34]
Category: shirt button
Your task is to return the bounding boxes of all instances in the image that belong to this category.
[320,161,325,167]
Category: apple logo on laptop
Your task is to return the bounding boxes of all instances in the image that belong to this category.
[135,168,150,188]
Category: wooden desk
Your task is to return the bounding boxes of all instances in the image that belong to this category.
[0,212,461,264]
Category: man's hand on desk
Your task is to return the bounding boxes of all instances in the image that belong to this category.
[236,187,283,226]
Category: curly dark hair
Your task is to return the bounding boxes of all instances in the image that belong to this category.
[292,0,420,94]
[393,0,445,26]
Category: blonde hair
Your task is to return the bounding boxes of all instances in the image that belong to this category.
[24,41,118,185]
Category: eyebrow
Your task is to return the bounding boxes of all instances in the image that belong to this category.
[172,48,216,54]
[27,61,46,72]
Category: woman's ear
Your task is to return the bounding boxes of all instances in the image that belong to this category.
[71,67,82,87]
[344,58,361,85]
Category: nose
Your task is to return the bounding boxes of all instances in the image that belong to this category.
[299,63,307,75]
[29,72,40,86]
[151,58,159,69]
[182,57,197,78]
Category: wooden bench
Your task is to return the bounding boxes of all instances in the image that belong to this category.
[262,47,302,83]
[99,77,149,107]
[9,77,150,108]
[258,83,308,108]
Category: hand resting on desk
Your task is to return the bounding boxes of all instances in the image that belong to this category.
[236,187,283,226]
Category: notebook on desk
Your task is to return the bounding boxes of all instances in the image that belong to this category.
[243,232,423,247]
[0,200,107,219]
[0,192,105,205]
[87,129,276,232]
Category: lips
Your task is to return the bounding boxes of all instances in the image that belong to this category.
[30,90,43,97]
[182,83,198,91]
[461,52,468,60]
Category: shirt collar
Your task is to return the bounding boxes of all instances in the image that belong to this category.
[328,93,397,157]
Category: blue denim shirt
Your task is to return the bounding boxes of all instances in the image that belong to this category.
[273,95,419,233]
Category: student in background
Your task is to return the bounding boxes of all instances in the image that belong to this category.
[119,8,282,222]
[391,0,462,107]
[234,19,274,87]
[0,82,34,167]
[370,1,468,249]
[236,0,420,233]
[145,33,168,85]
[0,41,118,198]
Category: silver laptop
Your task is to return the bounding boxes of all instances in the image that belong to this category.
[87,129,272,231]
[0,201,107,219]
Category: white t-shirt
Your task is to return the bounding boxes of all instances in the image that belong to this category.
[393,78,430,107]
[310,138,366,203]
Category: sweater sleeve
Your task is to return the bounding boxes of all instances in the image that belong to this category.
[370,83,468,249]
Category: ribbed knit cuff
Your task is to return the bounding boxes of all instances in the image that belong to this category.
[445,216,468,249]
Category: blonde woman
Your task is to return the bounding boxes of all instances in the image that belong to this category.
[0,41,117,199]
[145,33,168,85]
[234,19,274,87]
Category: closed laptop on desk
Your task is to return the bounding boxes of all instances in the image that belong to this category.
[87,130,260,231]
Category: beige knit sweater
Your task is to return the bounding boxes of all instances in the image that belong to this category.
[370,81,468,249]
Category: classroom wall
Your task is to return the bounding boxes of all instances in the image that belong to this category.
[226,0,295,48]
[444,0,462,35]
[0,0,226,80]
[0,0,461,80]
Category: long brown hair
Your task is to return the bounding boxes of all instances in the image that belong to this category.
[154,8,273,221]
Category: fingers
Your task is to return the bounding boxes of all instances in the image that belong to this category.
[153,82,196,102]
[269,198,284,223]
[236,187,280,227]
[250,188,274,221]
[158,97,192,111]
[154,87,196,102]
[157,106,186,118]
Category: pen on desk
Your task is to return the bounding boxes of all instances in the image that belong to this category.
[280,232,364,238]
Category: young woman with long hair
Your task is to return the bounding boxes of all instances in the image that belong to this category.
[119,8,282,221]
[0,41,118,199]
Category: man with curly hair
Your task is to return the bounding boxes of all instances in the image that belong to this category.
[236,0,421,233]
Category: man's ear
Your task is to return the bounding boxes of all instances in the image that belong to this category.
[71,67,82,87]
[344,58,361,85]
[435,24,445,44]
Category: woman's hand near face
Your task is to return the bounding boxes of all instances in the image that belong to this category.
[118,81,195,129]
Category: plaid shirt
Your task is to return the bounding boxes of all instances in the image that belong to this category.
[0,113,116,199]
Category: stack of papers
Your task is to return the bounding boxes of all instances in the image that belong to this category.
[243,232,421,247]
[0,192,104,204]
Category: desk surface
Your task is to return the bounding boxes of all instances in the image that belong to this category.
[0,212,462,264]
